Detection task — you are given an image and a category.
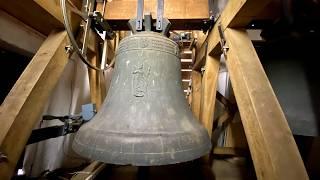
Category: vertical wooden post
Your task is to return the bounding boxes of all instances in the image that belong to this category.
[0,31,68,179]
[199,55,220,136]
[191,70,202,120]
[88,55,106,110]
[224,28,308,180]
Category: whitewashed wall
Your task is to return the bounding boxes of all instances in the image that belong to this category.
[23,55,91,177]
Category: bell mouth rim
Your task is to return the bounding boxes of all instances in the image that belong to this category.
[74,128,204,136]
[72,124,212,166]
[73,137,211,166]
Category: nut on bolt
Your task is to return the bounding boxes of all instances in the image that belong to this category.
[65,45,73,54]
[0,152,8,163]
[201,66,206,74]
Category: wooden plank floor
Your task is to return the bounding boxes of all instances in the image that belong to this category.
[94,158,256,180]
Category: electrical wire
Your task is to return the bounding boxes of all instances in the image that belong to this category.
[61,0,116,71]
[60,0,103,71]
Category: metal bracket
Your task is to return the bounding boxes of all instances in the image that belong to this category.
[202,0,216,33]
[159,18,171,35]
[64,45,73,54]
[0,152,8,163]
[156,0,164,31]
[218,24,229,56]
[136,0,144,31]
[202,18,215,33]
[201,66,206,74]
[91,11,115,40]
[129,0,171,35]
[144,14,152,31]
[208,0,214,19]
[42,115,83,135]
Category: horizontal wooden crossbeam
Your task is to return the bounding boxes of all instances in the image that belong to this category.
[0,10,45,57]
[0,0,63,36]
[103,0,209,30]
[208,0,274,55]
[104,0,209,20]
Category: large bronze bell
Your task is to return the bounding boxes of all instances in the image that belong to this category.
[73,32,211,165]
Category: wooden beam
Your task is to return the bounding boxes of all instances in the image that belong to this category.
[191,71,202,120]
[181,71,192,80]
[208,22,223,55]
[0,31,68,179]
[206,0,274,57]
[104,0,208,20]
[199,55,220,137]
[224,113,248,149]
[0,0,63,36]
[181,81,190,90]
[221,0,273,28]
[180,53,192,59]
[34,0,82,32]
[104,0,209,30]
[192,41,208,71]
[34,0,65,23]
[181,62,192,69]
[193,0,275,70]
[0,0,82,35]
[194,23,220,70]
[213,147,249,157]
[224,28,308,180]
[71,162,106,180]
[191,31,208,70]
[0,10,45,57]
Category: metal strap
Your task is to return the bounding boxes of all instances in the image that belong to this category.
[218,24,229,56]
[156,0,164,31]
[136,0,144,30]
[27,126,66,145]
[208,0,214,18]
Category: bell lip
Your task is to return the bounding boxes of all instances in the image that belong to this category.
[72,125,212,166]
[72,136,212,166]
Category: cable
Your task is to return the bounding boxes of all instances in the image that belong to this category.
[61,0,116,71]
[60,0,103,71]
